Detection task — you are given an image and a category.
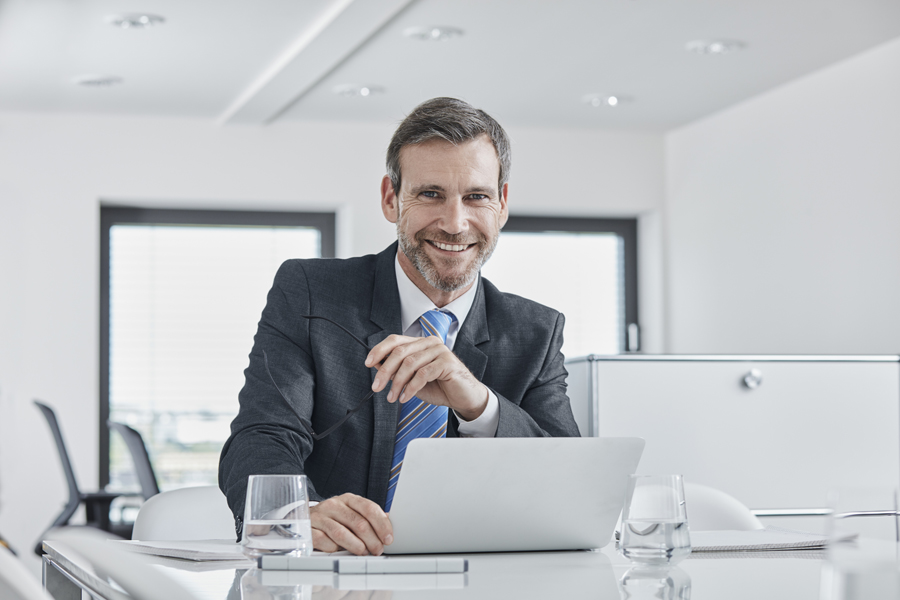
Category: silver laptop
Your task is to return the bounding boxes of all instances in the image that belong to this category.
[384,437,644,554]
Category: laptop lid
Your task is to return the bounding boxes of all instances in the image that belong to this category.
[384,437,644,554]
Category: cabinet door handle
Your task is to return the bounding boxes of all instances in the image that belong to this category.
[742,369,763,389]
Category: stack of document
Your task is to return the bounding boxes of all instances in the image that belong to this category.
[690,529,830,553]
[118,539,247,561]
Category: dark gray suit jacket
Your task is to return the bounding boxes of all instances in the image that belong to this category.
[218,242,579,534]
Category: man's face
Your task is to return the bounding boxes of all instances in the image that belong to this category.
[381,135,509,296]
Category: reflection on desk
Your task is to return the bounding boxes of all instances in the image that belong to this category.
[42,540,828,600]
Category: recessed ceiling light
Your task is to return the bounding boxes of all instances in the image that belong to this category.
[403,26,464,41]
[582,93,632,108]
[333,84,385,97]
[106,14,166,29]
[685,39,746,55]
[73,75,123,87]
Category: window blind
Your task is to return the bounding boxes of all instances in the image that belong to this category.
[108,224,320,491]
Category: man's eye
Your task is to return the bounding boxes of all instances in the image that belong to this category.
[421,191,439,198]
[468,194,489,201]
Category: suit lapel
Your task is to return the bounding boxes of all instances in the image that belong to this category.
[449,277,490,437]
[366,244,402,508]
[453,276,490,379]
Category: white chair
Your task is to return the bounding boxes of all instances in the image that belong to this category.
[0,546,53,600]
[48,528,199,600]
[684,482,764,531]
[132,485,236,541]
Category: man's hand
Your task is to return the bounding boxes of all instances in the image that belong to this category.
[311,493,393,555]
[365,334,489,421]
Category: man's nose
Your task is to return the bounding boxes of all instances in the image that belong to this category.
[438,197,468,235]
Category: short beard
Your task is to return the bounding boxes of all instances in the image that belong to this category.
[397,227,498,293]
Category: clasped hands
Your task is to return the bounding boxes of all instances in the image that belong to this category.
[367,333,488,421]
[310,333,488,555]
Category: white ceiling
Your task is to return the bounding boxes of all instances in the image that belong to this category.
[0,0,898,131]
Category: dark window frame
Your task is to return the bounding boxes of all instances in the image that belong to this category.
[501,215,639,352]
[99,206,335,486]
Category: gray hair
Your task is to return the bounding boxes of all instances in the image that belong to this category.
[386,97,511,194]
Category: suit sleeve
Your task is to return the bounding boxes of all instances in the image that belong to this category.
[218,261,321,540]
[493,313,581,438]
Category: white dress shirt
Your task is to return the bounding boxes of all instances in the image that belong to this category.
[394,254,500,437]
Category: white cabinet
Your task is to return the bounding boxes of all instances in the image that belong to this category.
[565,355,900,513]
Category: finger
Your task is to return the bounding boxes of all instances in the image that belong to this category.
[312,528,340,553]
[317,496,387,555]
[311,500,369,555]
[330,502,386,555]
[317,516,369,556]
[365,334,415,369]
[369,336,435,393]
[373,337,444,396]
[388,344,448,403]
[400,360,447,404]
[344,495,394,547]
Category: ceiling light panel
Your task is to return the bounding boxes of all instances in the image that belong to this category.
[72,75,123,87]
[685,39,746,55]
[333,84,385,97]
[403,26,464,41]
[106,14,166,29]
[582,93,632,107]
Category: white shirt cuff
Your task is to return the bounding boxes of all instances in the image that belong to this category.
[454,389,499,437]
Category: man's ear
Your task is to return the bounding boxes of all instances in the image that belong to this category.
[381,175,399,224]
[498,182,509,229]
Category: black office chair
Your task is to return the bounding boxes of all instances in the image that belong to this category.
[33,400,124,556]
[107,421,160,501]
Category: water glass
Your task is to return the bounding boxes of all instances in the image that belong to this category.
[821,487,900,599]
[827,487,900,545]
[242,474,313,559]
[620,474,691,565]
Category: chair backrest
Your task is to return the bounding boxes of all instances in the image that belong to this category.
[684,482,765,531]
[132,486,235,541]
[33,401,80,519]
[0,546,53,600]
[108,421,160,500]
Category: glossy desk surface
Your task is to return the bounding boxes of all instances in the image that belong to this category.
[42,540,829,600]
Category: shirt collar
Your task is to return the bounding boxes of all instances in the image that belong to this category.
[394,252,478,332]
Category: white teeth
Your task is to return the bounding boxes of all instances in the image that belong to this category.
[434,242,467,252]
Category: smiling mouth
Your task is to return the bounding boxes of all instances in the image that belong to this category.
[427,240,474,252]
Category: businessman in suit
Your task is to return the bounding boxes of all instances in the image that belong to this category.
[219,97,580,556]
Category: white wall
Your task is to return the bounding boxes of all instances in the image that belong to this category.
[666,37,900,354]
[0,113,663,571]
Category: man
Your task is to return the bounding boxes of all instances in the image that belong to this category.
[219,97,579,557]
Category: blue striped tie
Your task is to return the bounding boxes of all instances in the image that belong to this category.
[385,309,454,511]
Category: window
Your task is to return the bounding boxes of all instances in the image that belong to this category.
[100,207,335,491]
[481,216,638,358]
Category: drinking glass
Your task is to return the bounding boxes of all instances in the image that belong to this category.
[242,474,313,559]
[619,474,691,565]
[827,487,900,546]
[821,487,900,599]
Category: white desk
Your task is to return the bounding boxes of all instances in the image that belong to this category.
[42,540,825,600]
